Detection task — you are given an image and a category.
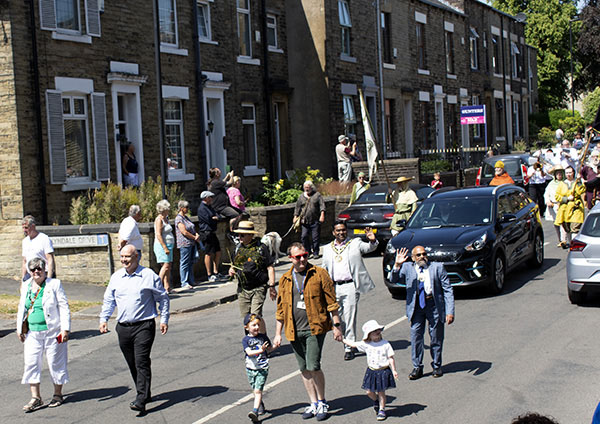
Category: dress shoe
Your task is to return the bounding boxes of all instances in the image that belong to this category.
[408,367,423,380]
[344,350,355,360]
[129,401,146,412]
[432,367,443,378]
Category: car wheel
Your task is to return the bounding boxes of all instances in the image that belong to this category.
[527,231,544,268]
[489,253,505,294]
[567,288,586,305]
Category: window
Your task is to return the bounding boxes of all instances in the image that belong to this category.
[339,0,352,56]
[266,14,278,49]
[483,31,489,72]
[513,100,520,138]
[197,1,212,41]
[382,12,392,63]
[40,0,101,38]
[470,28,479,70]
[445,31,454,74]
[164,100,185,172]
[511,42,520,78]
[471,95,482,138]
[56,0,80,32]
[242,104,258,167]
[237,0,252,57]
[62,96,90,179]
[416,23,426,70]
[420,102,431,150]
[496,100,504,137]
[385,99,395,149]
[492,35,501,74]
[159,0,178,46]
[343,95,356,135]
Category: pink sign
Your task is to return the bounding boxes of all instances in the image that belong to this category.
[461,116,486,125]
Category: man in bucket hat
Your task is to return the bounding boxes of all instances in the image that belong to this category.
[228,221,277,327]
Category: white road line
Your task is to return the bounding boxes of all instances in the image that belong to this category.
[192,315,408,423]
[544,242,549,246]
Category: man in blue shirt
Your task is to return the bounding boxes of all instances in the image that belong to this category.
[99,244,170,413]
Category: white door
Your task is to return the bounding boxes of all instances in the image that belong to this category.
[435,100,445,150]
[403,98,413,157]
[205,98,226,174]
[111,86,144,185]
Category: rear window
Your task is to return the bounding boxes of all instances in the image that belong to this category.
[355,191,387,204]
[482,159,522,178]
[581,214,600,237]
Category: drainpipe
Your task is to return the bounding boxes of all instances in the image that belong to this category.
[152,0,167,198]
[501,15,509,150]
[192,1,208,181]
[376,0,387,159]
[260,0,275,179]
[28,0,48,224]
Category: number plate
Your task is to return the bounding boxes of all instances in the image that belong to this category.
[353,228,377,234]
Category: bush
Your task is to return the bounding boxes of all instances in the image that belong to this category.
[537,127,556,146]
[513,138,528,152]
[558,115,585,140]
[549,109,577,129]
[421,160,451,174]
[287,166,332,188]
[69,177,183,224]
[583,87,600,125]
[529,111,550,129]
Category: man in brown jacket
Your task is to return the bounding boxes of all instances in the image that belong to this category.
[273,242,342,421]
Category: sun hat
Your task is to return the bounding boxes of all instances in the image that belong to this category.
[234,221,259,234]
[549,166,564,175]
[393,176,414,183]
[338,134,349,142]
[494,160,505,169]
[362,319,385,341]
[200,190,215,199]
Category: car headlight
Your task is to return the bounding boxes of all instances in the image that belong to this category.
[385,240,396,255]
[465,233,487,252]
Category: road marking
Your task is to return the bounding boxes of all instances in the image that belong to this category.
[544,242,549,246]
[192,315,408,423]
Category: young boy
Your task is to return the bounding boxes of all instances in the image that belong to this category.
[243,313,275,422]
[431,172,443,190]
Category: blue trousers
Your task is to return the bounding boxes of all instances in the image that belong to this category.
[301,222,321,255]
[179,244,195,286]
[410,299,445,369]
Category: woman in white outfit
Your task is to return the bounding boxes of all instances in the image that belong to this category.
[16,257,70,412]
[544,166,567,247]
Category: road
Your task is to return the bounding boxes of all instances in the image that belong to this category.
[0,220,599,423]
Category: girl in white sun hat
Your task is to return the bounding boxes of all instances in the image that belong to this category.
[342,320,398,421]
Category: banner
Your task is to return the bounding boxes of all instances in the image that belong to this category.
[359,89,378,181]
[460,105,486,125]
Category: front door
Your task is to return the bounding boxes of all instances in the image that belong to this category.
[205,97,226,174]
[112,88,144,185]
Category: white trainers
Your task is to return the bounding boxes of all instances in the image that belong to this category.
[316,402,329,421]
[301,404,317,419]
[208,275,217,282]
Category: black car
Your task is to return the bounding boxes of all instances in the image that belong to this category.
[382,185,544,297]
[475,153,534,187]
[338,183,435,245]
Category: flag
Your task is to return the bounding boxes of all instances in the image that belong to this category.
[359,89,378,181]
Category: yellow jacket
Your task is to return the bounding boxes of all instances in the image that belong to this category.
[554,180,585,225]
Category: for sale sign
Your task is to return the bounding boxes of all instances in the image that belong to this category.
[460,105,486,125]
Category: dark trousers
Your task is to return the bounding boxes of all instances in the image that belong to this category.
[116,319,156,405]
[301,222,321,255]
[528,183,547,216]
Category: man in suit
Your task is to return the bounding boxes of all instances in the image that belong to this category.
[389,245,454,379]
[322,220,378,360]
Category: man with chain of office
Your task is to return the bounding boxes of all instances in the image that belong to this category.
[321,220,378,360]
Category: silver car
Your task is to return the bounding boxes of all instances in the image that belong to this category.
[567,203,600,304]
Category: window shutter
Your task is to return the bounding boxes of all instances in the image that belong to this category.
[85,0,101,37]
[39,0,57,31]
[91,93,110,181]
[45,90,67,184]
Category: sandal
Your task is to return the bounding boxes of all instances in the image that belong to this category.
[48,394,64,408]
[23,397,43,413]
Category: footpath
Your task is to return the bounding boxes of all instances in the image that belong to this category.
[0,256,316,329]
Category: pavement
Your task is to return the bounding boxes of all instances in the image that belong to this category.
[0,255,316,327]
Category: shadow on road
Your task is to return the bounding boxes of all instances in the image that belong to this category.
[269,343,294,358]
[69,329,103,341]
[145,385,228,413]
[0,328,14,338]
[66,385,130,403]
[386,402,427,418]
[253,402,306,422]
[443,360,492,376]
[389,339,411,351]
[330,394,396,416]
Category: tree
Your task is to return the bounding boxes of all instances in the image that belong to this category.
[582,87,600,125]
[493,0,579,111]
[574,1,600,94]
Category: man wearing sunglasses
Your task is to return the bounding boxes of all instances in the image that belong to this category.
[389,246,454,380]
[273,242,342,421]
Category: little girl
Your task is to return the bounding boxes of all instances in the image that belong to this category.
[343,320,398,421]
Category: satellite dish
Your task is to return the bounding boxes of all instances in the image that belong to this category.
[515,12,527,23]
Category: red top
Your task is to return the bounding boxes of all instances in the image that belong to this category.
[431,179,443,190]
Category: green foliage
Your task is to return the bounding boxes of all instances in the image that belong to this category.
[246,201,265,208]
[548,109,578,129]
[574,4,600,94]
[513,139,528,152]
[286,166,332,188]
[69,177,183,224]
[529,111,551,129]
[537,127,556,145]
[583,87,600,125]
[558,115,585,139]
[493,0,578,110]
[256,174,303,206]
[421,160,451,174]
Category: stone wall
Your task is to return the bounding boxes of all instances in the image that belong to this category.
[352,158,420,184]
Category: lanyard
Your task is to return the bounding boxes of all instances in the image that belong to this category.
[292,270,307,296]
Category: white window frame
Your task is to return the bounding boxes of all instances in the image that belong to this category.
[338,0,352,57]
[40,0,100,43]
[343,95,357,135]
[197,0,212,43]
[445,30,454,75]
[62,94,92,183]
[513,100,520,138]
[266,14,280,51]
[159,0,179,47]
[511,41,520,79]
[492,35,501,76]
[55,0,81,34]
[242,103,259,171]
[164,100,186,176]
[237,0,252,58]
[470,28,479,70]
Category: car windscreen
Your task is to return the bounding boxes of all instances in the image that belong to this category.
[482,159,522,178]
[407,197,494,228]
[581,214,600,237]
[354,190,387,204]
[415,186,435,201]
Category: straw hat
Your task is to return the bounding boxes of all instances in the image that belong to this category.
[234,221,259,234]
[362,319,384,341]
[549,165,564,175]
[393,176,414,183]
[494,160,505,169]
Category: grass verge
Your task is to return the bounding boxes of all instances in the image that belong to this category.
[0,294,100,318]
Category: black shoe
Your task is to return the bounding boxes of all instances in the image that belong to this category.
[129,401,146,412]
[432,367,443,378]
[408,367,423,380]
[258,401,266,415]
[344,350,355,360]
[248,410,260,422]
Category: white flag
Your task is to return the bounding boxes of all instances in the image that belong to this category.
[359,89,378,181]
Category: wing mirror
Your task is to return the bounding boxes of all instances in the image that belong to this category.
[500,213,517,223]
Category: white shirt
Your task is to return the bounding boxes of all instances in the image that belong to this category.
[119,216,143,250]
[527,166,547,184]
[22,232,53,268]
[356,339,395,369]
[331,240,353,282]
[560,148,579,171]
[415,263,432,295]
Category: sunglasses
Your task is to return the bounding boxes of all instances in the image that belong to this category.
[29,267,43,273]
[290,253,309,260]
[414,252,427,257]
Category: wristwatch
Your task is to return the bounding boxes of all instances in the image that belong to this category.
[333,322,341,328]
